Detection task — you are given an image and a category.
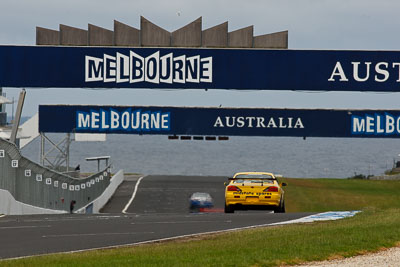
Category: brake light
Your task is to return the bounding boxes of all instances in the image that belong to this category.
[264,186,278,192]
[227,185,241,192]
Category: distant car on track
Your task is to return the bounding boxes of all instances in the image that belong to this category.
[224,172,287,213]
[189,192,214,211]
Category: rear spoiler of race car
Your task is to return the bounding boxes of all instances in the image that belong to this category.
[227,174,283,180]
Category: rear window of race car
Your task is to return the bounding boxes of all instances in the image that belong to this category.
[234,174,274,179]
[233,179,275,184]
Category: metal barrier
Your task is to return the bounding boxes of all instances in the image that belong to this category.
[0,138,111,212]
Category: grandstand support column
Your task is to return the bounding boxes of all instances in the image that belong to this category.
[0,87,2,112]
[40,133,45,166]
[10,89,26,144]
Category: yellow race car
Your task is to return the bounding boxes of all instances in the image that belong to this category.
[224,172,287,213]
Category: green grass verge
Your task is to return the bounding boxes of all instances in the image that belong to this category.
[2,178,400,267]
[283,178,400,212]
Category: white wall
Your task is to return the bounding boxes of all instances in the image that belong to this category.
[0,169,124,215]
[0,189,66,215]
[77,169,124,214]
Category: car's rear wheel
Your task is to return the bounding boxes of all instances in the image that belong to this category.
[281,200,286,213]
[274,199,286,213]
[190,207,198,213]
[224,204,234,213]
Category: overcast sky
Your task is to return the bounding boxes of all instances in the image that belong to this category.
[2,0,400,116]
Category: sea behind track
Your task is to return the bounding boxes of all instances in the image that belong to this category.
[21,133,400,178]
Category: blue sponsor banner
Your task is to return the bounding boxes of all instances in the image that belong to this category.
[39,105,400,138]
[2,45,400,91]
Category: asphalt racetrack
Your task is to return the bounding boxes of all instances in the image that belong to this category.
[0,175,314,259]
[126,175,228,214]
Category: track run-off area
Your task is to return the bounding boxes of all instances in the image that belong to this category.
[0,175,319,259]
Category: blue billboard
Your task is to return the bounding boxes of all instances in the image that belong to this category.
[39,105,400,138]
[2,45,400,91]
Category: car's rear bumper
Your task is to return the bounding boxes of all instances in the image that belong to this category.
[227,204,279,211]
[190,201,213,209]
[225,193,280,207]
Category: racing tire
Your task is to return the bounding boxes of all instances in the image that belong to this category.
[224,204,234,213]
[274,199,286,213]
[189,207,199,213]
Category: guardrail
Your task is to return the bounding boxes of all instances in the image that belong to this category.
[0,138,111,213]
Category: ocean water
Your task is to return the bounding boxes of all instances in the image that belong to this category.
[21,134,400,178]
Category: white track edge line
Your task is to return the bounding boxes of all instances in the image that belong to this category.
[122,176,144,214]
[0,212,327,262]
